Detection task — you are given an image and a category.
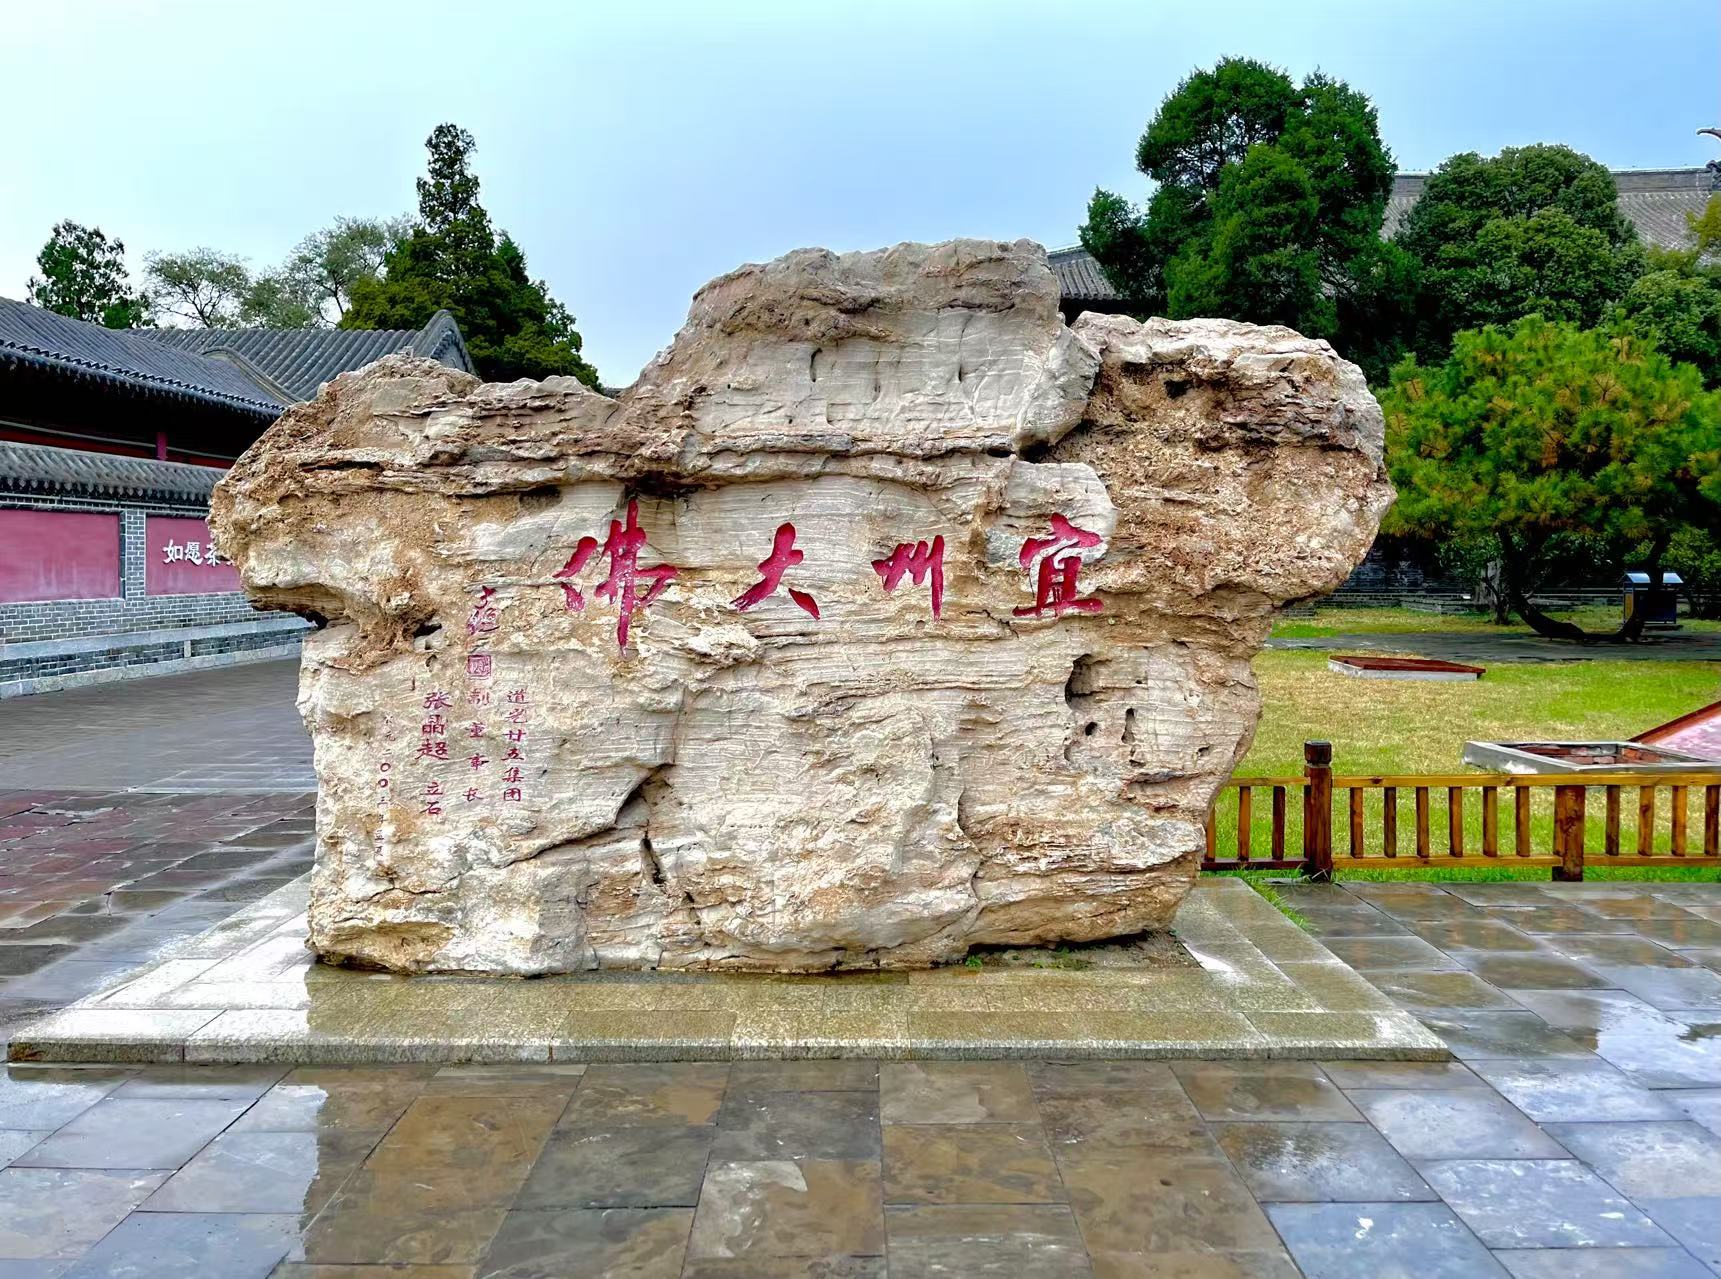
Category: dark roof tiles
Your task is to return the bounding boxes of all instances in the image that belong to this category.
[0,300,474,419]
[144,311,472,402]
[0,439,224,501]
[0,298,288,416]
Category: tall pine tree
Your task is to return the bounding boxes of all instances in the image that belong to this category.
[344,125,598,386]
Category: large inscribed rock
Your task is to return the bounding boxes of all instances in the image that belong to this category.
[211,239,1391,974]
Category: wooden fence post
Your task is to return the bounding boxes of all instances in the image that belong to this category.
[1302,740,1334,881]
[1553,784,1586,882]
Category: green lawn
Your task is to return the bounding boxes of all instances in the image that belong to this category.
[1216,650,1721,880]
[1271,604,1721,639]
[1240,650,1719,776]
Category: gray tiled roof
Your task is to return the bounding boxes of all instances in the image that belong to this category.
[1054,167,1719,304]
[0,298,288,417]
[0,439,224,501]
[144,310,472,402]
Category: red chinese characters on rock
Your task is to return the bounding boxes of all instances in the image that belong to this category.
[733,523,819,619]
[460,664,493,805]
[416,689,453,765]
[555,500,680,648]
[467,587,500,637]
[872,536,945,618]
[1014,514,1103,618]
[500,688,530,802]
[516,504,1108,635]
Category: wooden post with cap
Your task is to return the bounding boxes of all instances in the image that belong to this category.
[1302,740,1334,881]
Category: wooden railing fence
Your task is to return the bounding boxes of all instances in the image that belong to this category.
[1203,740,1721,880]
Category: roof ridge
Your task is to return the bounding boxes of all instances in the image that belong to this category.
[141,324,423,339]
[0,306,286,417]
[0,438,225,501]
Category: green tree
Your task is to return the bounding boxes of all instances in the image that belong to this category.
[1383,316,1721,640]
[1396,145,1643,358]
[1078,58,1402,375]
[283,216,407,321]
[1616,195,1721,385]
[26,221,148,328]
[1664,524,1721,619]
[239,272,320,328]
[144,248,253,327]
[343,125,598,385]
[1619,267,1721,383]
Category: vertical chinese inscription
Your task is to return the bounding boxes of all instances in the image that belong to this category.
[467,586,500,637]
[500,687,531,803]
[463,678,492,804]
[417,689,453,817]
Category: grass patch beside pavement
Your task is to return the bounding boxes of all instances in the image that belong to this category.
[1271,605,1721,639]
[1241,650,1718,777]
[1212,650,1721,880]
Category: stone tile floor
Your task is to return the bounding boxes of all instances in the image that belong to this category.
[0,877,1717,1274]
[0,660,313,793]
[0,790,314,1040]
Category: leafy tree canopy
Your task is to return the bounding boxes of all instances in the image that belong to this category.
[1620,267,1721,384]
[1078,58,1401,375]
[1396,145,1643,356]
[27,221,148,328]
[144,248,253,327]
[283,216,407,321]
[1382,316,1721,639]
[343,125,598,386]
[1616,195,1721,386]
[143,220,405,330]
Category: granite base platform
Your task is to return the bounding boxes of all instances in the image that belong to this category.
[7,877,1446,1064]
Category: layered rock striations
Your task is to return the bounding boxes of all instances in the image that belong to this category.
[210,239,1392,973]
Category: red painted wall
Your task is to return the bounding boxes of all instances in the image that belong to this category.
[145,516,242,596]
[0,509,122,602]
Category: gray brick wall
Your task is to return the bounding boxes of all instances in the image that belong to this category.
[1,490,303,691]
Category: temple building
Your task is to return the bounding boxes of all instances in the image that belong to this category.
[0,302,471,696]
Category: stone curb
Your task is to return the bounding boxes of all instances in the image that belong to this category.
[8,877,1450,1065]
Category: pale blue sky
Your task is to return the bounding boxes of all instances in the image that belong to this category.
[5,0,1717,382]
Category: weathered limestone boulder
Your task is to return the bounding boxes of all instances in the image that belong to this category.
[211,239,1391,974]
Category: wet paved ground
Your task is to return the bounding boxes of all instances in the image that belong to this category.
[0,663,315,1039]
[1268,629,1721,663]
[0,792,314,1041]
[4,667,1721,1274]
[0,660,312,793]
[12,875,1442,1064]
[0,876,1717,1275]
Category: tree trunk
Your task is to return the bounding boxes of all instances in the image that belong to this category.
[1511,588,1597,641]
[1507,530,1670,643]
[1477,557,1511,624]
[1615,531,1672,643]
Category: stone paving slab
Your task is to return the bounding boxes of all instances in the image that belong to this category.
[1,881,1719,1275]
[0,789,316,1040]
[7,877,1446,1065]
[0,660,313,793]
